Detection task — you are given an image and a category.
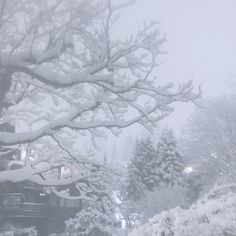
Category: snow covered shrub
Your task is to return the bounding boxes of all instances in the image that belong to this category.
[21,227,37,236]
[129,185,187,221]
[0,224,37,236]
[129,184,236,236]
[184,170,204,205]
[65,206,118,236]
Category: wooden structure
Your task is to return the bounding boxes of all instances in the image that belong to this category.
[0,123,82,235]
[0,181,82,235]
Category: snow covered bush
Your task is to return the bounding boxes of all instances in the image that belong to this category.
[130,185,187,221]
[0,224,37,236]
[65,206,119,236]
[20,227,37,236]
[129,184,236,236]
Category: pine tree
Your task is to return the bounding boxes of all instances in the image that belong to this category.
[157,129,184,187]
[125,137,160,200]
[125,163,144,201]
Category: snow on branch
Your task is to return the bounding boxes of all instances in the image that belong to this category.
[0,0,200,190]
[0,53,114,88]
[0,101,99,145]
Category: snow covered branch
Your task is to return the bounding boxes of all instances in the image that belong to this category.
[0,0,200,192]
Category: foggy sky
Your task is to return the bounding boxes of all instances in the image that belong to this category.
[116,0,236,130]
[107,0,236,161]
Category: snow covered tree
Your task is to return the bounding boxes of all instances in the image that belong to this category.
[122,133,187,224]
[157,129,184,187]
[182,94,236,188]
[124,130,184,199]
[129,138,158,191]
[125,138,160,200]
[135,138,160,191]
[125,163,144,201]
[0,0,198,200]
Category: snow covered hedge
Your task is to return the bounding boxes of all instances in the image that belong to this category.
[129,185,236,236]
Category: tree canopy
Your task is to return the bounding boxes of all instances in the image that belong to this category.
[0,0,198,200]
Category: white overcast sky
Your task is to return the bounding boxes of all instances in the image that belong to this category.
[106,0,236,161]
[116,0,236,130]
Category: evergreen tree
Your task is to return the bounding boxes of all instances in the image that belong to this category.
[185,171,203,205]
[125,163,144,201]
[157,129,184,187]
[125,138,160,200]
[124,131,184,200]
